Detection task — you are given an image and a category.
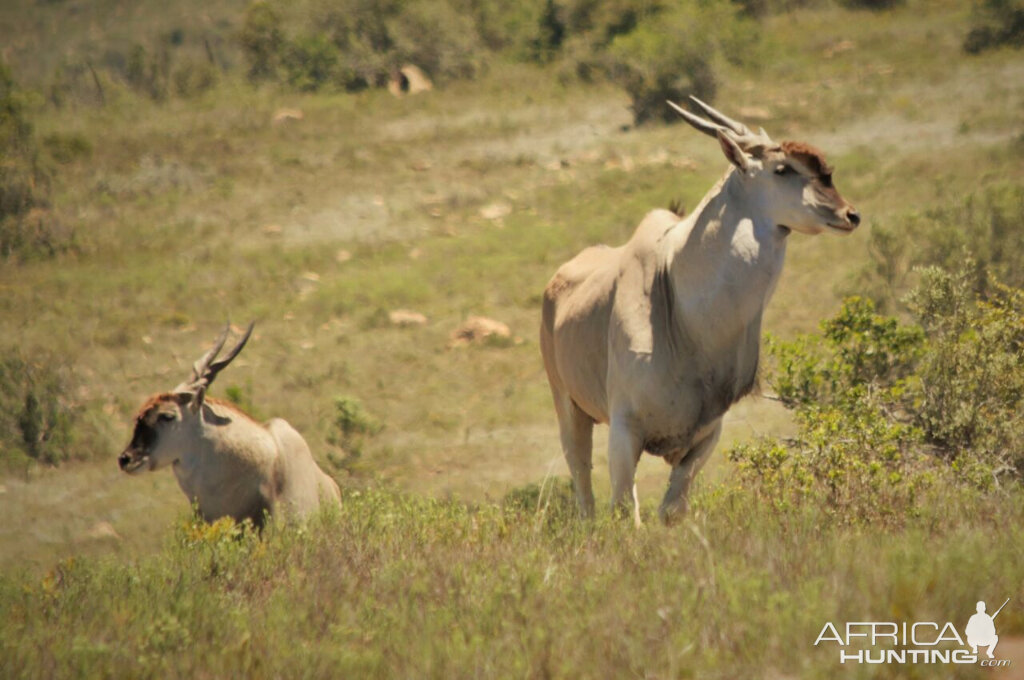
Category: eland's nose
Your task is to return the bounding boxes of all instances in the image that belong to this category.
[846,208,861,227]
[118,452,131,470]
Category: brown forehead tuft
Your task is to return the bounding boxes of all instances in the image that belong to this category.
[134,392,257,424]
[134,393,177,421]
[780,141,833,178]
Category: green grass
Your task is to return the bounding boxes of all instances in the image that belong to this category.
[2,486,1022,679]
[1,0,1023,675]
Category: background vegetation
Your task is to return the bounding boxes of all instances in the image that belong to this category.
[0,0,1022,676]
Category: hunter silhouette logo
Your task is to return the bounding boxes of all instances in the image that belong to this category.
[966,598,1007,659]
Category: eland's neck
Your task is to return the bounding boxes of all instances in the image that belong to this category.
[665,170,789,348]
[171,401,271,497]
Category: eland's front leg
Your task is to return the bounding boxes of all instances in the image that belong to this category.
[659,420,721,525]
[608,415,643,526]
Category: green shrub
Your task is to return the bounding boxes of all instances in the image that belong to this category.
[730,0,826,17]
[528,0,565,63]
[238,1,285,82]
[311,0,486,89]
[0,162,42,225]
[3,485,1021,678]
[0,60,71,261]
[741,265,1024,513]
[501,478,579,529]
[388,0,487,82]
[838,0,904,9]
[328,396,383,472]
[452,0,567,58]
[47,58,106,108]
[578,1,753,125]
[0,205,71,260]
[332,396,383,442]
[729,397,930,525]
[561,0,661,45]
[1,61,47,222]
[768,296,923,408]
[125,44,171,101]
[41,132,92,164]
[314,0,400,90]
[904,264,1024,482]
[608,32,717,125]
[171,58,219,97]
[282,33,341,92]
[0,350,78,468]
[851,186,1024,311]
[963,0,1024,54]
[734,297,932,523]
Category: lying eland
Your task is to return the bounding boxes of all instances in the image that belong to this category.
[118,322,341,527]
[540,97,860,525]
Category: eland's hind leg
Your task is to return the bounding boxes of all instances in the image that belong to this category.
[554,394,596,518]
[608,414,643,527]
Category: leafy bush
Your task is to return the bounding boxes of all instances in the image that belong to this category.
[561,0,660,44]
[328,396,383,473]
[838,0,904,9]
[282,33,342,92]
[851,185,1024,311]
[501,478,579,530]
[41,132,92,164]
[388,1,487,82]
[47,58,107,108]
[815,186,1024,484]
[125,44,171,101]
[733,298,931,524]
[729,398,930,525]
[1,62,45,214]
[768,296,923,408]
[963,0,1024,54]
[312,0,395,91]
[0,61,72,261]
[606,26,717,125]
[733,269,1024,521]
[904,264,1024,482]
[565,1,753,125]
[171,58,219,97]
[332,396,384,443]
[272,0,487,92]
[239,1,285,82]
[233,0,747,101]
[730,0,826,17]
[0,206,71,260]
[0,350,78,468]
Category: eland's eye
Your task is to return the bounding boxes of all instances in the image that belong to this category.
[157,412,176,423]
[774,165,796,176]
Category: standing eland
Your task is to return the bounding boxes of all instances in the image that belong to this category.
[118,322,341,527]
[540,97,860,525]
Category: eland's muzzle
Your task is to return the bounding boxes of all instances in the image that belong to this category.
[845,207,861,227]
[118,449,147,473]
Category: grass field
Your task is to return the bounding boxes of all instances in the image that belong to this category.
[1,0,1023,677]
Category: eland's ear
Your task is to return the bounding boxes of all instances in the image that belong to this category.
[716,129,751,172]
